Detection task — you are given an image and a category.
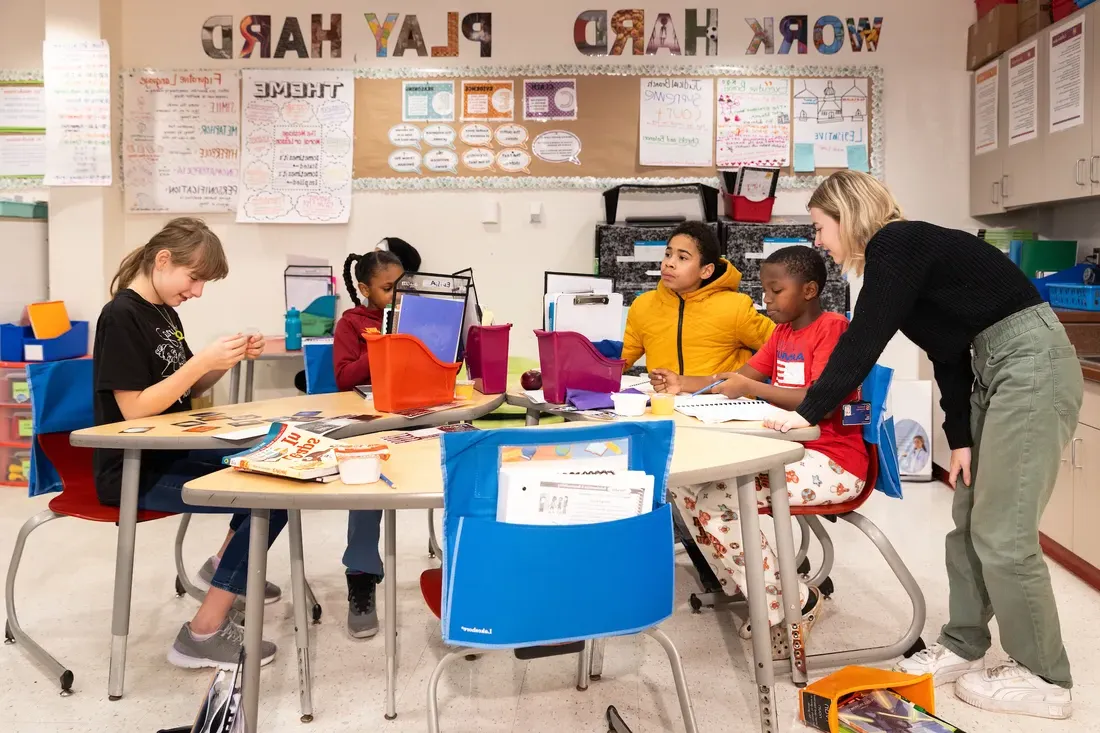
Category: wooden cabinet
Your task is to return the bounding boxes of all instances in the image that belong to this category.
[1071,424,1100,569]
[1002,36,1050,208]
[1040,439,1074,549]
[970,56,1007,216]
[1041,8,1095,203]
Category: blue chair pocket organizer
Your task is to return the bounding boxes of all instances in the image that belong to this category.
[27,359,94,497]
[439,421,676,649]
[861,363,903,500]
[303,340,338,395]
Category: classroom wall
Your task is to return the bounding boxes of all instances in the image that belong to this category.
[5,0,979,416]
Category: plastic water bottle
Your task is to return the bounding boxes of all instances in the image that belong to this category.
[285,307,302,350]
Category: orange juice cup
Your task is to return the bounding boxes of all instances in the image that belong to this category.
[454,379,475,401]
[651,393,676,416]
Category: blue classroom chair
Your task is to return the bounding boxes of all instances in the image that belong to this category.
[427,421,698,733]
[303,340,338,395]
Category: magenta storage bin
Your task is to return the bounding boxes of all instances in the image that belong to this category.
[466,324,511,395]
[534,330,626,404]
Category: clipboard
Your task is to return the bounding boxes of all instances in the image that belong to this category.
[543,272,614,330]
[550,292,624,343]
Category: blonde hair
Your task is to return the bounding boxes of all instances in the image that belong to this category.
[807,171,904,276]
[110,217,229,295]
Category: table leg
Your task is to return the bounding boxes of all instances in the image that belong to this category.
[768,466,807,686]
[736,475,779,733]
[287,510,314,722]
[108,449,142,701]
[229,363,241,405]
[242,509,271,733]
[524,408,539,427]
[384,508,398,720]
[244,360,255,403]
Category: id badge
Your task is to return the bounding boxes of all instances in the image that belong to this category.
[841,401,872,426]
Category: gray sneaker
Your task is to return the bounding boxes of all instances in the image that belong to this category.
[167,619,277,670]
[197,557,282,604]
[347,573,380,639]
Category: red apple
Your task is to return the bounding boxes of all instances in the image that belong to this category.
[520,369,542,390]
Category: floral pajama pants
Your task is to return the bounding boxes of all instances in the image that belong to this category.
[669,449,867,628]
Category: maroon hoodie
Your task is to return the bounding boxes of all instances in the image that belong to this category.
[333,305,385,391]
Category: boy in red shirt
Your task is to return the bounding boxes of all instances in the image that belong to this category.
[652,245,868,654]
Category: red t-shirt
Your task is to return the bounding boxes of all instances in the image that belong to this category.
[747,312,869,480]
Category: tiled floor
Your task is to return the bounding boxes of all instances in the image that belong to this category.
[1,482,1097,733]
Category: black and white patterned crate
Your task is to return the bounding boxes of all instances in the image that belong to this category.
[723,219,843,283]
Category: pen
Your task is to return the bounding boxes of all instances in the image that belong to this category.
[691,380,723,397]
[379,473,397,489]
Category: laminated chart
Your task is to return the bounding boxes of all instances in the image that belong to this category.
[237,69,354,224]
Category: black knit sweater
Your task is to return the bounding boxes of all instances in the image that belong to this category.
[796,220,1042,449]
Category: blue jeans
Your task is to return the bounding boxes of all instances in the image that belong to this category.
[137,450,288,596]
[345,510,383,577]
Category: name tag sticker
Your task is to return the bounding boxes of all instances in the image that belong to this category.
[842,401,871,426]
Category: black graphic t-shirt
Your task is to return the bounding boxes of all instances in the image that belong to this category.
[93,288,195,505]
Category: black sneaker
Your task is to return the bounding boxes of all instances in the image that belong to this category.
[347,572,381,639]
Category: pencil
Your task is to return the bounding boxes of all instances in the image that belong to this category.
[690,380,723,397]
[379,473,397,489]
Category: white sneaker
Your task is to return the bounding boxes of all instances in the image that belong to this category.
[955,661,1071,719]
[894,643,984,686]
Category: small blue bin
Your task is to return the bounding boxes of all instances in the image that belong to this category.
[1048,284,1100,312]
[0,321,89,362]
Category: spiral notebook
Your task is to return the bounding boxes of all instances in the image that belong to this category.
[674,396,775,424]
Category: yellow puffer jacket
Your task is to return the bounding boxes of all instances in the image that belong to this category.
[622,259,775,376]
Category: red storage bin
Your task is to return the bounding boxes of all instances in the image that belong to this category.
[1052,0,1078,21]
[534,330,625,404]
[724,194,776,223]
[465,324,511,395]
[365,334,461,413]
[977,0,1017,19]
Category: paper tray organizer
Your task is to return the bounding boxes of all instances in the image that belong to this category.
[799,666,935,733]
[439,421,676,649]
[0,321,89,363]
[534,329,625,404]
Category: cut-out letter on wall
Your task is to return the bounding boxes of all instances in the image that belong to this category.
[311,14,342,58]
[744,17,774,55]
[274,16,309,58]
[814,16,844,54]
[431,12,460,57]
[461,13,493,57]
[239,15,272,58]
[847,17,883,52]
[393,14,428,56]
[779,15,808,54]
[646,12,681,55]
[202,15,233,59]
[683,9,718,56]
[610,9,645,55]
[365,13,398,58]
[574,10,609,55]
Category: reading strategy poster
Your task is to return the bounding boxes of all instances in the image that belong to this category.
[237,69,354,224]
[638,77,714,167]
[123,70,241,213]
[716,78,791,168]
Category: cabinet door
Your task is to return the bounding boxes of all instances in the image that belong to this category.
[1042,8,1095,202]
[1040,440,1074,549]
[1071,424,1100,569]
[1003,38,1049,207]
[970,59,1006,216]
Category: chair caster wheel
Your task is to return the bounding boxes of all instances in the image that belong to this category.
[819,577,835,598]
[590,674,602,681]
[465,654,478,661]
[174,576,185,597]
[384,713,397,721]
[427,542,436,559]
[688,594,703,613]
[311,604,322,623]
[797,557,811,576]
[4,621,14,644]
[109,694,121,701]
[904,637,927,658]
[60,669,74,696]
[300,714,313,723]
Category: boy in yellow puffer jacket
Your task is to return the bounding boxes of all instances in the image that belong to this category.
[622,221,775,375]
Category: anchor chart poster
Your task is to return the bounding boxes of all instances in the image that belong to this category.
[237,69,354,224]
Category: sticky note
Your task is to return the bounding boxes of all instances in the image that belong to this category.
[793,143,816,173]
[847,144,869,173]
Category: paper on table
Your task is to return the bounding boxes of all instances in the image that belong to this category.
[793,143,816,172]
[215,424,273,442]
[676,397,776,423]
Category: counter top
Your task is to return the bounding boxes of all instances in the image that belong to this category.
[1055,308,1100,324]
[1082,359,1100,383]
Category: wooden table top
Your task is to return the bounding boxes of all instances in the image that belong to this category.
[182,423,806,511]
[71,391,505,450]
[504,388,821,442]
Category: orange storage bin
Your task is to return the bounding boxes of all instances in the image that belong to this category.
[365,334,461,414]
[800,666,936,733]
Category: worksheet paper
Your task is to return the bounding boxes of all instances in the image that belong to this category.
[42,40,112,186]
[675,397,776,423]
[237,69,354,224]
[638,77,714,167]
[973,61,1000,155]
[1008,40,1038,146]
[0,134,46,177]
[497,467,653,526]
[716,78,791,168]
[0,83,45,131]
[124,70,241,213]
[1049,15,1086,134]
[792,78,868,169]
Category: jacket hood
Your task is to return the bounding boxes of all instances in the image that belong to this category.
[657,258,743,303]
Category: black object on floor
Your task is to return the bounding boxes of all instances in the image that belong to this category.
[607,705,633,733]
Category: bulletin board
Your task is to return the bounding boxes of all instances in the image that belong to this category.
[352,63,883,192]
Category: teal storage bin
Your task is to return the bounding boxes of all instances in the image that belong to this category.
[0,201,48,219]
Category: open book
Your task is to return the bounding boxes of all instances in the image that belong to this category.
[223,424,338,481]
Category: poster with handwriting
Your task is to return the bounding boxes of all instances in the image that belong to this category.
[792,78,868,169]
[638,77,714,167]
[716,78,790,168]
[0,135,46,178]
[237,69,354,224]
[124,71,240,213]
[43,40,112,186]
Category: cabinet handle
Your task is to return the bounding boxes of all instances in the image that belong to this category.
[1073,438,1083,469]
[1092,156,1100,184]
[1077,158,1088,186]
[1002,174,1010,199]
[992,181,1000,204]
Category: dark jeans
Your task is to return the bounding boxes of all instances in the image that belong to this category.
[137,450,288,596]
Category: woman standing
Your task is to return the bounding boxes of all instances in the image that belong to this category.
[760,171,1082,720]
